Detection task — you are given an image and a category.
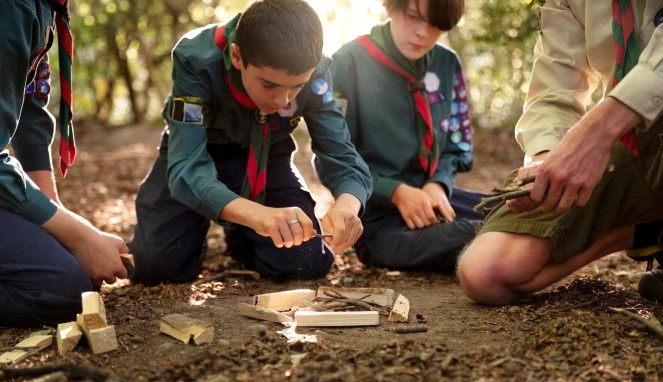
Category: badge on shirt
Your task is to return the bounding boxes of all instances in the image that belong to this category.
[172,97,204,124]
[335,96,348,118]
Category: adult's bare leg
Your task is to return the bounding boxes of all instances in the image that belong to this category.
[457,225,634,305]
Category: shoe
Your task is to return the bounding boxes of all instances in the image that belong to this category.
[638,268,663,302]
[626,245,663,271]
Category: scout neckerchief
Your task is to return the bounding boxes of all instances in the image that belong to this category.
[356,23,439,177]
[49,0,76,177]
[612,0,639,156]
[214,20,270,204]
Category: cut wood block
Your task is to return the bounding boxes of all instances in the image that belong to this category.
[294,310,380,327]
[253,289,316,311]
[82,325,118,354]
[316,286,394,307]
[160,313,214,345]
[78,291,107,330]
[56,321,82,355]
[238,302,293,323]
[388,294,410,323]
[14,334,53,351]
[0,349,28,365]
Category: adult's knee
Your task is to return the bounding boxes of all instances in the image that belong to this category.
[129,242,202,285]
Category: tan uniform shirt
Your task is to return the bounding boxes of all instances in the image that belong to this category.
[516,0,663,158]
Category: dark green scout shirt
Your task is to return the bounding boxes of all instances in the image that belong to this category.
[163,16,372,222]
[331,36,474,224]
[0,0,59,225]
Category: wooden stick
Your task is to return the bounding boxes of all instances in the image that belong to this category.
[1,363,109,382]
[390,324,428,334]
[473,189,532,211]
[609,307,663,338]
[193,269,261,285]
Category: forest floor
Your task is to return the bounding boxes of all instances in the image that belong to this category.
[1,122,663,381]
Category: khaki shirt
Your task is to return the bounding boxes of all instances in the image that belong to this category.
[516,0,663,158]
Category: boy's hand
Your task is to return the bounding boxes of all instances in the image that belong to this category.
[221,199,316,248]
[42,208,129,285]
[392,183,448,229]
[320,193,362,250]
[422,182,455,223]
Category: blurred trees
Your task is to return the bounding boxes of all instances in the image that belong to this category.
[62,0,539,130]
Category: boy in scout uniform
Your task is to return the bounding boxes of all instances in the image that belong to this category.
[329,0,485,272]
[458,1,663,304]
[0,0,128,327]
[128,0,372,284]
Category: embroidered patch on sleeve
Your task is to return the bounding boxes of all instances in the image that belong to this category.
[172,97,204,124]
[335,97,348,118]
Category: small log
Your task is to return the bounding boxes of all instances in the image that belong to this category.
[160,313,214,345]
[294,310,380,327]
[78,292,107,330]
[56,322,82,356]
[253,289,316,311]
[388,294,410,323]
[238,303,293,323]
[316,286,394,307]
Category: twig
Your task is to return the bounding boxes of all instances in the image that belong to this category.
[493,175,536,193]
[390,324,428,334]
[609,307,663,339]
[193,269,261,285]
[473,189,532,211]
[314,296,391,316]
[1,363,109,382]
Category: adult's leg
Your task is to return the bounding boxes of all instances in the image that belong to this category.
[128,139,210,285]
[0,211,92,327]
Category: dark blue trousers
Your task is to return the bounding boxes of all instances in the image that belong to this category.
[354,188,485,273]
[128,134,333,285]
[0,210,92,327]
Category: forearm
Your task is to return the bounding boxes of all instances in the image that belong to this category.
[27,170,60,203]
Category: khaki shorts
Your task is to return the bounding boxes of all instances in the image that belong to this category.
[477,122,663,264]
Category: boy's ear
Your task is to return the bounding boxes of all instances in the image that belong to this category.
[230,43,243,70]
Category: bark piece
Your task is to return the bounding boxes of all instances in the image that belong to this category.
[317,286,394,307]
[56,321,82,356]
[294,310,380,327]
[160,313,214,345]
[388,294,410,322]
[238,302,293,323]
[253,289,316,311]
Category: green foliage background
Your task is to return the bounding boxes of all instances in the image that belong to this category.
[62,0,539,131]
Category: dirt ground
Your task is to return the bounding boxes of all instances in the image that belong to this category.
[2,123,663,382]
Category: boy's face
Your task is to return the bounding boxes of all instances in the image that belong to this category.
[230,44,314,115]
[388,0,443,60]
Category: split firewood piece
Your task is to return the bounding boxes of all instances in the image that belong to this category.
[238,303,293,323]
[56,321,82,356]
[388,294,410,322]
[160,313,214,345]
[78,291,107,330]
[253,289,316,311]
[83,326,118,354]
[0,350,29,365]
[294,310,380,327]
[14,334,53,352]
[316,286,394,307]
[119,253,135,278]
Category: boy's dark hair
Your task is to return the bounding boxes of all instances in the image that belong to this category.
[385,0,464,31]
[236,0,323,75]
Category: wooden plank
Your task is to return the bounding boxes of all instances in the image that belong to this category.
[238,303,293,323]
[253,289,316,311]
[316,286,394,307]
[56,321,82,356]
[160,313,214,345]
[388,294,410,322]
[0,350,29,365]
[294,310,380,327]
[14,334,53,351]
[78,291,107,330]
